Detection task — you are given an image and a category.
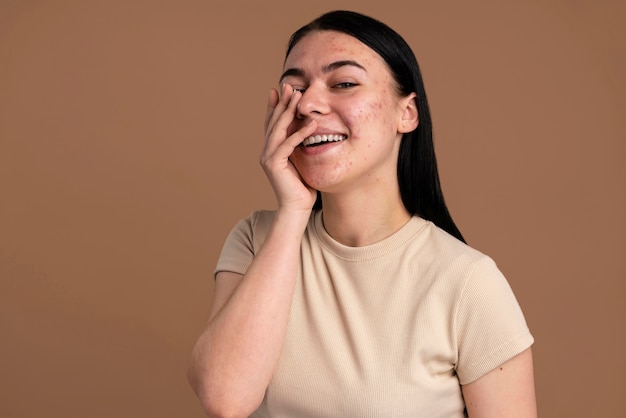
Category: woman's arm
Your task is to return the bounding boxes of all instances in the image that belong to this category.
[188,209,310,417]
[187,85,317,418]
[461,348,537,418]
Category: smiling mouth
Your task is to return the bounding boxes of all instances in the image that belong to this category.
[301,134,347,147]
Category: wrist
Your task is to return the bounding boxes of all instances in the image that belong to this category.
[273,207,312,234]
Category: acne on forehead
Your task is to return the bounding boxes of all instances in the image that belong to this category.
[285,31,375,66]
[327,42,348,53]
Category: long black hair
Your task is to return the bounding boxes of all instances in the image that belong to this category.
[286,10,465,243]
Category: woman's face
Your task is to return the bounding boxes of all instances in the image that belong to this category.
[282,30,417,196]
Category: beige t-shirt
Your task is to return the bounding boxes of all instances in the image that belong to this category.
[216,210,534,417]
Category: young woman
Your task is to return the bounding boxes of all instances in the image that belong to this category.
[189,10,536,418]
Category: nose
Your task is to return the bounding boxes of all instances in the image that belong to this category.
[295,84,329,119]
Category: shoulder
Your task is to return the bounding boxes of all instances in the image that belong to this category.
[416,221,517,315]
[423,223,511,303]
[214,210,279,277]
[227,210,276,248]
[233,209,276,231]
[419,220,492,274]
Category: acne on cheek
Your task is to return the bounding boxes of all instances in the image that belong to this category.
[344,89,393,129]
[364,100,386,121]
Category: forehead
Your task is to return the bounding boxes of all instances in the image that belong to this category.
[284,30,386,71]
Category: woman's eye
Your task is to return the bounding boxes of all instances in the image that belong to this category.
[334,82,357,89]
[293,87,307,93]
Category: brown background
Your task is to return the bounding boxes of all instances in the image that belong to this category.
[0,0,623,417]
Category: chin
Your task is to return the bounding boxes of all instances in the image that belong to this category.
[301,172,350,195]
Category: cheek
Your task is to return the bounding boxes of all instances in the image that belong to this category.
[344,95,395,136]
[343,96,378,123]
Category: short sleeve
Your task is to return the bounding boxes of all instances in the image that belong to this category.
[454,257,534,384]
[213,210,275,278]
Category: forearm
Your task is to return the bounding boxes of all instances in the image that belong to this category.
[189,209,310,417]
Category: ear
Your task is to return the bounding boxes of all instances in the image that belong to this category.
[398,92,419,133]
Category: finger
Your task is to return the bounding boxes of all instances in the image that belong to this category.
[265,89,302,151]
[264,88,279,132]
[265,83,295,136]
[276,119,317,156]
[279,82,294,103]
[260,119,317,183]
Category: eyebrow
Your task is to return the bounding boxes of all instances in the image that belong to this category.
[279,60,367,83]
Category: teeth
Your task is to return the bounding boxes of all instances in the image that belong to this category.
[302,134,346,147]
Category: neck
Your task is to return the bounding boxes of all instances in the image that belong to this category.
[320,189,411,247]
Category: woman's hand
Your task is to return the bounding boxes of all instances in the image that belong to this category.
[262,83,318,212]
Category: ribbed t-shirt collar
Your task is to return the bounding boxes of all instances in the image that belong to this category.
[311,210,428,262]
